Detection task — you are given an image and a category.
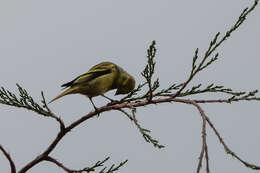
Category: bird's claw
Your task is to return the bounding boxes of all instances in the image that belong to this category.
[93,106,100,117]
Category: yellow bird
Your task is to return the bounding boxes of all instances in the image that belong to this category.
[49,62,135,109]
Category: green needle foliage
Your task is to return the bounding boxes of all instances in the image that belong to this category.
[74,157,128,173]
[0,84,43,115]
[141,40,159,100]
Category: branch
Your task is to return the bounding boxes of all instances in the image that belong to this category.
[19,94,260,172]
[204,139,210,173]
[179,84,247,97]
[155,83,251,99]
[44,156,72,173]
[189,101,209,173]
[205,115,260,170]
[0,145,16,173]
[194,94,260,104]
[41,91,65,130]
[44,156,127,173]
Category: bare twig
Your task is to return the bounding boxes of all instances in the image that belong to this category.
[119,108,165,149]
[205,142,210,173]
[194,96,260,104]
[44,156,72,173]
[41,91,65,130]
[189,101,209,173]
[0,145,16,173]
[205,115,260,170]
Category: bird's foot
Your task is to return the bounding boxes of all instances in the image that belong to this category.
[93,106,101,117]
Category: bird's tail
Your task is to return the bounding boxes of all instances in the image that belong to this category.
[48,87,77,104]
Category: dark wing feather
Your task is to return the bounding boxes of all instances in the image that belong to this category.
[61,69,112,88]
[61,80,75,88]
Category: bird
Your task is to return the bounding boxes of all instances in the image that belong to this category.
[49,61,135,110]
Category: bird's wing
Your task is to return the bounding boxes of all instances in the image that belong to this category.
[61,62,116,88]
[61,68,112,88]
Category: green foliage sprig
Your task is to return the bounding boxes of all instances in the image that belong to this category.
[0,84,42,113]
[141,40,158,101]
[72,157,128,173]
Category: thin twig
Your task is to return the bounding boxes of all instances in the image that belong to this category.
[44,156,72,173]
[194,97,260,104]
[204,141,210,173]
[0,144,16,173]
[205,115,260,170]
[41,91,65,130]
[189,101,208,173]
[118,108,165,149]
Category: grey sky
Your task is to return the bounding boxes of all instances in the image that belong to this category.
[0,0,259,172]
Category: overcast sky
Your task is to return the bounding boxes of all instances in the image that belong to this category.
[0,0,260,172]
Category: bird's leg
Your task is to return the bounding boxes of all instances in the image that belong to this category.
[101,94,115,102]
[89,97,100,117]
[101,94,119,105]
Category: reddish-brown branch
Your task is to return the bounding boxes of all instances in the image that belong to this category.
[189,101,209,173]
[18,96,260,172]
[40,108,65,131]
[194,98,259,104]
[41,92,66,131]
[0,144,16,173]
[19,97,187,172]
[205,115,260,170]
[44,156,72,173]
[205,142,210,173]
[19,131,67,173]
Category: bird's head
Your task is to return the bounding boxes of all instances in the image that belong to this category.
[115,72,135,95]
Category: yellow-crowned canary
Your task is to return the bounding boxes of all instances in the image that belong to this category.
[49,62,135,109]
